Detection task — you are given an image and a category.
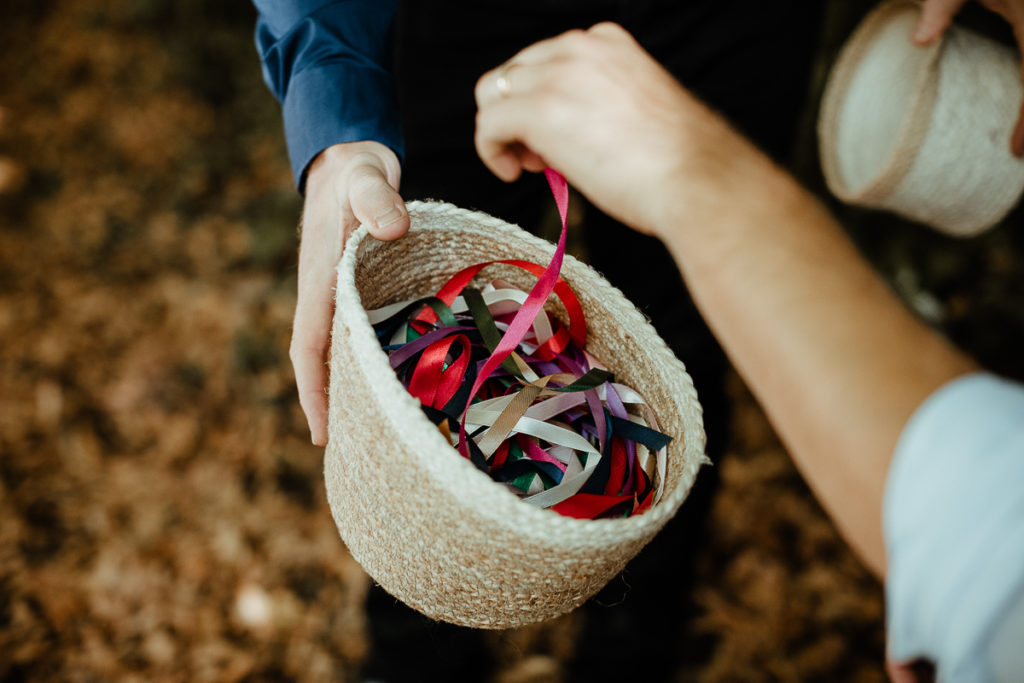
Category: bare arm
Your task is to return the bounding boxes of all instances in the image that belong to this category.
[474,23,976,574]
[656,143,975,576]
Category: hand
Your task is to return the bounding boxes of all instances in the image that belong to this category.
[475,23,771,239]
[916,0,1024,155]
[476,22,978,580]
[887,656,936,683]
[292,140,409,445]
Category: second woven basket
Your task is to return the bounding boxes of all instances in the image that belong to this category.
[325,200,707,628]
[818,0,1024,235]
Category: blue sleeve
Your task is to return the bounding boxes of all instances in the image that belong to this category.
[884,372,1024,682]
[253,0,403,192]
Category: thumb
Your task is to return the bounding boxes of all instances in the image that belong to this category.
[914,0,967,44]
[348,162,410,241]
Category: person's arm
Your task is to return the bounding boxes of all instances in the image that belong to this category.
[473,23,975,574]
[652,135,976,576]
[254,0,411,444]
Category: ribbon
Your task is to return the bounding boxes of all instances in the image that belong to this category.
[367,169,670,519]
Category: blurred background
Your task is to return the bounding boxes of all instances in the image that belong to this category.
[2,1,1023,681]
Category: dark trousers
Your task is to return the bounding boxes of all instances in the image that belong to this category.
[361,2,823,680]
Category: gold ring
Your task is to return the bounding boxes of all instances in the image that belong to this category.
[495,63,513,98]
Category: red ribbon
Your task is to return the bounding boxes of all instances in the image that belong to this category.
[552,493,633,520]
[372,169,669,518]
[415,259,585,354]
[407,334,471,409]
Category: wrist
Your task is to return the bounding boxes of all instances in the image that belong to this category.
[658,149,805,267]
[640,98,785,241]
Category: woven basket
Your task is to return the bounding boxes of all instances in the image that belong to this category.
[325,200,707,629]
[818,0,1024,235]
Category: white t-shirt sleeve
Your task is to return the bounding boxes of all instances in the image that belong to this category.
[884,372,1024,682]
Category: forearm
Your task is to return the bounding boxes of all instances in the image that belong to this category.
[659,148,975,575]
[472,23,977,573]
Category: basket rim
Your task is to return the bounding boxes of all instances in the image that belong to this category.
[329,199,707,544]
[818,0,942,204]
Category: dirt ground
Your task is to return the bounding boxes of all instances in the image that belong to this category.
[2,1,1023,682]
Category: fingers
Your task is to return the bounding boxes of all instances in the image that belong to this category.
[516,143,549,173]
[347,161,409,241]
[474,96,544,182]
[476,23,634,106]
[1003,5,1024,156]
[914,0,968,43]
[1012,98,1024,157]
[492,29,584,67]
[474,33,573,107]
[913,0,1024,155]
[476,60,538,109]
[507,22,632,66]
[290,243,335,446]
[476,29,610,179]
[290,333,330,446]
[886,658,936,683]
[588,21,632,39]
[290,141,406,445]
[473,22,646,189]
[475,57,553,181]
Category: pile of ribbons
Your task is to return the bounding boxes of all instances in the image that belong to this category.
[366,170,670,519]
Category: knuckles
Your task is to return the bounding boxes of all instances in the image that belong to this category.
[588,22,630,42]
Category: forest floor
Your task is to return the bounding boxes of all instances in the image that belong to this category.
[2,1,1023,681]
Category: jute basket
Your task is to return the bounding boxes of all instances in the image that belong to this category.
[819,0,1024,235]
[325,200,707,628]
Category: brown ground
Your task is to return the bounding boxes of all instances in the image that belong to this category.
[2,2,1022,682]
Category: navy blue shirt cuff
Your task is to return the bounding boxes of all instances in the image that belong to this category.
[283,62,404,193]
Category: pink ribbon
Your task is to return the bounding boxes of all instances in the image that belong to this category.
[458,169,570,456]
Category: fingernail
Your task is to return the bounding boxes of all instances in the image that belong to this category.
[375,204,405,228]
